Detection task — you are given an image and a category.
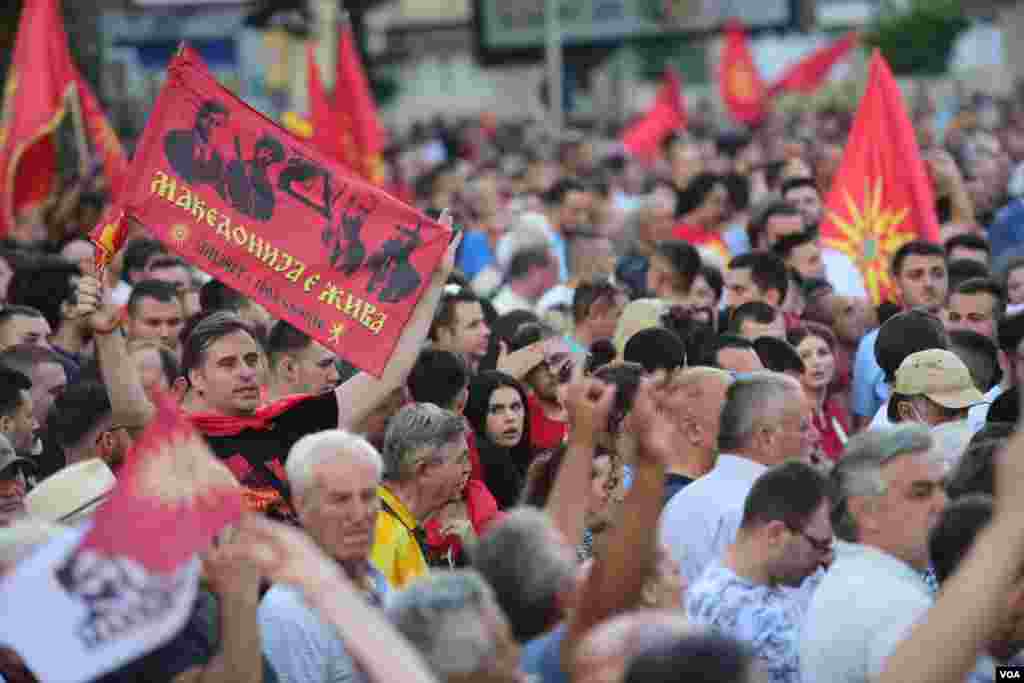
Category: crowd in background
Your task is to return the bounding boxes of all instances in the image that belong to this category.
[4,88,1024,683]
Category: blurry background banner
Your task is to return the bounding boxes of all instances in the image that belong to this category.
[718,19,769,125]
[621,67,687,164]
[0,0,126,238]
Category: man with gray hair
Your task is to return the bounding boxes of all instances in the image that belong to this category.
[469,507,579,644]
[260,429,390,683]
[659,371,812,585]
[800,424,947,683]
[387,570,525,683]
[371,402,471,588]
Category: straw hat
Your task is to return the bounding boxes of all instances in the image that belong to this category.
[25,458,116,525]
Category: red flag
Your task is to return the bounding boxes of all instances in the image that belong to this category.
[621,67,687,164]
[307,43,356,169]
[0,0,77,237]
[770,32,859,95]
[334,25,386,185]
[0,393,240,682]
[123,45,451,378]
[819,50,940,305]
[88,203,128,279]
[719,19,768,126]
[74,68,130,198]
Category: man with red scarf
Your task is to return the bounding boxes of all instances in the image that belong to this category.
[73,235,460,522]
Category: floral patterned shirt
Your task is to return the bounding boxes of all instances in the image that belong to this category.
[686,562,808,683]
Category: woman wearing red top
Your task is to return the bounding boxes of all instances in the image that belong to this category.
[789,323,851,463]
[671,173,732,265]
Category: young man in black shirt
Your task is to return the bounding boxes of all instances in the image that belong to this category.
[75,232,459,522]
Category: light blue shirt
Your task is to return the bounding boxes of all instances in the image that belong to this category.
[259,567,389,683]
[549,231,570,282]
[456,230,495,281]
[659,454,768,585]
[968,384,1005,432]
[852,328,888,419]
[800,542,933,683]
[688,563,808,683]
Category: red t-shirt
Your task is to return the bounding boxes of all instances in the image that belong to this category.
[527,393,568,453]
[672,223,732,265]
[814,396,851,462]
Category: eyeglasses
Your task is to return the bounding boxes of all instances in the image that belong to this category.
[786,524,833,554]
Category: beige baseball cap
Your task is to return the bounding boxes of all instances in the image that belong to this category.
[893,349,985,409]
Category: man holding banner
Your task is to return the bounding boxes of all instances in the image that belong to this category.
[74,44,459,522]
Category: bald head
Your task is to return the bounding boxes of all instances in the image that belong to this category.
[572,610,693,683]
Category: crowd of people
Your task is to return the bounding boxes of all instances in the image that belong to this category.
[4,90,1024,683]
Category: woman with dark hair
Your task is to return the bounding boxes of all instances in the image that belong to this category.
[788,323,850,463]
[463,371,535,509]
[520,442,617,561]
[671,173,732,265]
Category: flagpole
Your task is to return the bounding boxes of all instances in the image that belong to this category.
[67,83,91,177]
[545,0,563,136]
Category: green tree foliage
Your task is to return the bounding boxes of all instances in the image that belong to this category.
[864,0,969,75]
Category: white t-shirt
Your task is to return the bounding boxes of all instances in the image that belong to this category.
[823,248,868,298]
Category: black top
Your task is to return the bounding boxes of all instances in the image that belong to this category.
[201,392,339,522]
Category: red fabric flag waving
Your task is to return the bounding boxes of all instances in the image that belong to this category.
[123,45,451,378]
[74,68,130,198]
[334,25,386,185]
[770,32,859,95]
[622,67,687,164]
[88,203,128,280]
[0,0,77,238]
[307,43,356,170]
[719,19,768,126]
[819,50,940,305]
[0,393,241,683]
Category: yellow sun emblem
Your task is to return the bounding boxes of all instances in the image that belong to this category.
[730,67,756,102]
[329,321,347,345]
[825,177,912,305]
[171,223,190,245]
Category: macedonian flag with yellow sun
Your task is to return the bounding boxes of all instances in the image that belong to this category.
[820,50,940,305]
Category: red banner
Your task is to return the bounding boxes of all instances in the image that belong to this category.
[334,25,386,185]
[719,19,768,126]
[820,50,939,305]
[123,45,451,377]
[621,67,687,165]
[0,393,240,683]
[74,67,130,198]
[769,32,859,96]
[0,0,77,237]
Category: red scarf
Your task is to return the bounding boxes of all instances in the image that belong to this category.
[188,394,316,437]
[424,479,504,560]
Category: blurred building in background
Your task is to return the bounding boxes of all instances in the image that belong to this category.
[0,0,1017,144]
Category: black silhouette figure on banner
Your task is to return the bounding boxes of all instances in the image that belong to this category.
[278,156,334,219]
[56,548,185,649]
[366,221,424,303]
[329,195,378,275]
[164,100,229,196]
[225,134,284,221]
